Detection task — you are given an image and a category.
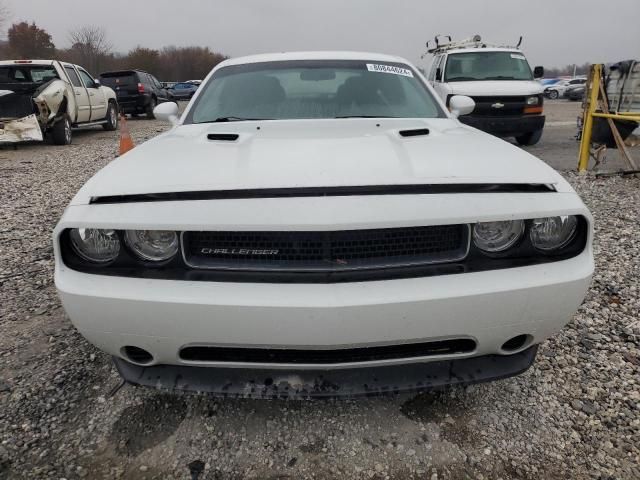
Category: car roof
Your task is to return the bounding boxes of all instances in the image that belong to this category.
[0,60,56,66]
[219,51,411,67]
[443,48,523,55]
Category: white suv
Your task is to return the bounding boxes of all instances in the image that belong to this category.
[54,51,593,398]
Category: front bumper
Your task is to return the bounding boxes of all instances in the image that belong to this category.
[57,251,592,371]
[460,115,545,137]
[114,345,539,398]
[54,191,593,393]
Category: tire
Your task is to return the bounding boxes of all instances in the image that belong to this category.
[102,101,118,131]
[146,97,157,119]
[515,129,543,146]
[51,114,72,145]
[548,90,559,100]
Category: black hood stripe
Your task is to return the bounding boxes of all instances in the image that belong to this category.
[89,184,556,204]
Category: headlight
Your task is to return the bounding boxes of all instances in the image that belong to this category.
[473,220,524,253]
[530,216,578,251]
[526,96,540,105]
[69,228,120,263]
[125,230,179,261]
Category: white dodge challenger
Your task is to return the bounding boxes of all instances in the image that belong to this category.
[54,52,593,398]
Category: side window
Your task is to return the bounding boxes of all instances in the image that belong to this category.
[64,66,82,87]
[433,55,444,82]
[151,75,162,88]
[428,57,438,81]
[77,68,95,88]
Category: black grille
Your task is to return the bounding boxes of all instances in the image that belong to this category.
[182,225,469,271]
[179,338,477,364]
[458,95,526,117]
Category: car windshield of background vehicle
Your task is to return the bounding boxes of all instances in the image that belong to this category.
[186,60,445,123]
[444,52,534,82]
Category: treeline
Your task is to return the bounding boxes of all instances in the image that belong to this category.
[0,21,227,81]
[544,63,591,78]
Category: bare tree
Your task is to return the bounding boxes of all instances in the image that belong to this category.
[68,25,112,74]
[0,0,11,35]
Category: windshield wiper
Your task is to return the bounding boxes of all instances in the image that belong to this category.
[446,76,477,81]
[485,76,518,80]
[334,115,395,119]
[197,116,270,123]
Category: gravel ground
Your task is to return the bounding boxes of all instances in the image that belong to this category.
[0,108,639,479]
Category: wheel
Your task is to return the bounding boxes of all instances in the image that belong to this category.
[146,97,157,119]
[102,101,118,131]
[515,129,543,146]
[548,90,559,100]
[51,114,72,145]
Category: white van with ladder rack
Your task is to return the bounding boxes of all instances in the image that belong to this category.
[425,35,545,145]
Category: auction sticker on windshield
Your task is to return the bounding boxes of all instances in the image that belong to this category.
[366,64,413,77]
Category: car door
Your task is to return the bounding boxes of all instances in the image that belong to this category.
[431,54,448,103]
[63,65,91,123]
[150,74,168,102]
[172,83,184,98]
[77,67,107,121]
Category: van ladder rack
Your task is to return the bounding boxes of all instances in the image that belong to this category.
[422,35,524,57]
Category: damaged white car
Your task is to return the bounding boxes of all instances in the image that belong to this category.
[0,60,118,145]
[54,52,593,398]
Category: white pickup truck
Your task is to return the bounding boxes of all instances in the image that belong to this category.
[0,60,119,145]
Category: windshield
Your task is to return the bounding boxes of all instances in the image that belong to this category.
[444,52,533,82]
[185,60,445,123]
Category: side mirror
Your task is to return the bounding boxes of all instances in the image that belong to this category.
[153,101,179,125]
[435,67,442,81]
[93,79,101,88]
[449,95,475,118]
[533,66,544,79]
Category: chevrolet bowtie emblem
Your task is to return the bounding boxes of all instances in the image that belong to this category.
[491,102,505,109]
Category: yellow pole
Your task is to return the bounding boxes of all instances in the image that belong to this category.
[578,64,602,172]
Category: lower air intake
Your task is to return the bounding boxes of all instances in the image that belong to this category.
[179,339,476,365]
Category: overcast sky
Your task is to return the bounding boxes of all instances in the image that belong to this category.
[4,0,640,70]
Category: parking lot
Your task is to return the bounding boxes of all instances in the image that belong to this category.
[0,101,639,479]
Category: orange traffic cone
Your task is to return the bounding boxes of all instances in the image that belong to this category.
[118,113,135,155]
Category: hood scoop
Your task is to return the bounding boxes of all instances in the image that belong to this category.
[399,128,430,137]
[207,133,239,141]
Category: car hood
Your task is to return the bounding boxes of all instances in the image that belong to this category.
[447,80,543,96]
[72,118,565,205]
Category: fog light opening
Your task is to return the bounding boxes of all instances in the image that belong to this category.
[122,345,154,365]
[501,335,532,353]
